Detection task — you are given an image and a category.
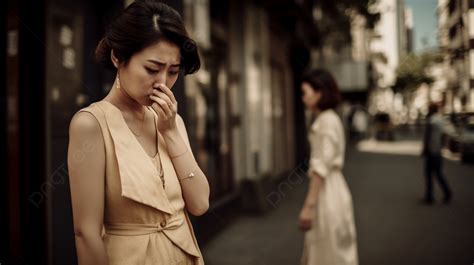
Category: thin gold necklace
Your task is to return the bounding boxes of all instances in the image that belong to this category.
[150,115,165,189]
[152,154,165,189]
[128,109,146,137]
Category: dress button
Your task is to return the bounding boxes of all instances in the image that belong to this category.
[160,220,167,228]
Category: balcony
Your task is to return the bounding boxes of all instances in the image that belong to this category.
[448,3,463,29]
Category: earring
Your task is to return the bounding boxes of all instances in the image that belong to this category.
[116,74,121,90]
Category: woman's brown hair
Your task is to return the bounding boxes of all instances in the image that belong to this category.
[95,0,200,75]
[301,69,341,111]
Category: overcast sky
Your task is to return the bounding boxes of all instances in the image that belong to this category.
[405,0,438,53]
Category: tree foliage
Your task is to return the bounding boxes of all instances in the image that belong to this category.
[393,50,443,93]
[313,0,380,49]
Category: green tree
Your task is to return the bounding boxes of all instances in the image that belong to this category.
[313,0,380,49]
[393,50,442,93]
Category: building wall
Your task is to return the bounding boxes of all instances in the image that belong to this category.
[371,0,404,89]
[181,0,301,211]
[310,10,371,94]
[467,0,474,110]
[405,7,414,53]
[439,0,474,112]
[368,0,415,117]
[351,12,370,62]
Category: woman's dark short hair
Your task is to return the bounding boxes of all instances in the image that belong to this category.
[95,0,200,75]
[301,69,341,111]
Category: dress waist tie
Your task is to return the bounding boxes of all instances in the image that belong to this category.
[104,216,184,236]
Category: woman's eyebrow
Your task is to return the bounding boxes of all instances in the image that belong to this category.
[147,59,180,67]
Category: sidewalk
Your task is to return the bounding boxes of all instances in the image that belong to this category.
[201,176,307,265]
[201,128,474,265]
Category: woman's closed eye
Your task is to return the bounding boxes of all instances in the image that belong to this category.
[145,67,159,74]
[145,67,179,76]
[169,70,179,76]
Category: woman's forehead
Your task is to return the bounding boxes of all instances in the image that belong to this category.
[138,40,181,65]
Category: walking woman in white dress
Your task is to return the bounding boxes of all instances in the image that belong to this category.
[298,69,358,265]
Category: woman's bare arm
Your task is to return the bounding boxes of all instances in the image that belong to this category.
[162,114,210,216]
[68,112,107,265]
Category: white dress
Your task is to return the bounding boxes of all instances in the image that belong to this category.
[301,109,358,265]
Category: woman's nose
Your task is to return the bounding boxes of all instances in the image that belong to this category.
[154,72,167,84]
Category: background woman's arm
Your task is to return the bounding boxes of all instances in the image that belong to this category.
[298,171,324,231]
[68,112,107,265]
[304,171,324,207]
[299,126,336,231]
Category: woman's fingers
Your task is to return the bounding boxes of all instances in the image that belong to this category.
[152,89,173,106]
[151,102,166,119]
[150,95,172,117]
[298,208,313,232]
[152,88,179,113]
[155,83,177,104]
[152,89,178,112]
[299,219,311,231]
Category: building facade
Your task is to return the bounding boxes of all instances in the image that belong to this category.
[368,0,413,117]
[438,0,474,112]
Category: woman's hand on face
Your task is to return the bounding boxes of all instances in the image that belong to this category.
[149,83,178,133]
[298,204,314,232]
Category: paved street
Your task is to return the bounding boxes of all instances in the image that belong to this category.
[201,134,474,265]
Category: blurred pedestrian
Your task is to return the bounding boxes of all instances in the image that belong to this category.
[421,103,453,204]
[68,1,209,264]
[351,106,368,142]
[298,69,358,265]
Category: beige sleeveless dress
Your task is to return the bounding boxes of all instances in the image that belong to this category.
[78,100,204,265]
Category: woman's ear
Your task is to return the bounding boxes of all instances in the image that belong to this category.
[111,50,119,68]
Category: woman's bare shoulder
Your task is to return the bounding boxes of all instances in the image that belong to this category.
[68,111,105,167]
[69,110,102,138]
